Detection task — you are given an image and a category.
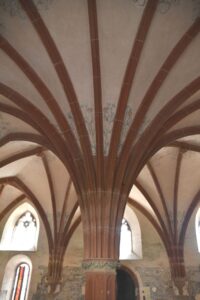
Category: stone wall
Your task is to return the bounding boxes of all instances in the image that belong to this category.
[186,267,200,299]
[135,266,173,300]
[32,266,84,300]
[0,206,199,300]
[30,265,200,300]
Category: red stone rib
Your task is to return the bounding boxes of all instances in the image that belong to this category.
[173,150,183,243]
[135,180,169,240]
[0,83,83,193]
[19,0,96,192]
[58,179,72,239]
[107,0,159,188]
[0,176,53,253]
[88,0,104,189]
[121,18,200,165]
[147,161,173,240]
[0,35,81,159]
[120,77,200,194]
[0,146,43,168]
[128,198,170,255]
[170,141,200,153]
[179,189,200,249]
[0,194,26,222]
[41,153,58,243]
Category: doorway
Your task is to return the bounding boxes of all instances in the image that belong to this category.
[117,267,138,300]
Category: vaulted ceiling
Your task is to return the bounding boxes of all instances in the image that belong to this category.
[0,0,200,278]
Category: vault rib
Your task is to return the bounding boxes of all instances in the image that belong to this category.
[19,0,96,193]
[107,0,159,189]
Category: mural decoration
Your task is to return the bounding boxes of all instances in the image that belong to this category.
[66,103,134,156]
[82,259,120,271]
[0,100,133,156]
[132,0,180,12]
[0,0,54,18]
[0,0,199,17]
[132,0,200,16]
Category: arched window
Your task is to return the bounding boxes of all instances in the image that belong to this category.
[12,211,37,251]
[119,205,142,260]
[0,203,39,251]
[120,219,133,258]
[11,263,30,300]
[1,255,32,300]
[195,207,200,252]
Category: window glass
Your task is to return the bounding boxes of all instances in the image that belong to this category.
[120,219,133,258]
[196,209,200,252]
[11,263,30,300]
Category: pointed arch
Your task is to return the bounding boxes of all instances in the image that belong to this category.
[1,255,32,300]
[120,205,142,260]
[0,203,40,251]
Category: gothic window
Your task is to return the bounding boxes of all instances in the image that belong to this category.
[0,255,32,300]
[120,218,133,259]
[120,206,142,260]
[11,263,30,300]
[12,211,37,251]
[0,203,40,251]
[196,208,200,252]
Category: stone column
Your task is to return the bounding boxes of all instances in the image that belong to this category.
[82,259,119,300]
[80,190,124,300]
[169,244,190,300]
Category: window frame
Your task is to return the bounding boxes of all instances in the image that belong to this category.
[195,207,200,253]
[119,205,142,260]
[0,203,40,251]
[1,255,32,300]
[11,262,30,300]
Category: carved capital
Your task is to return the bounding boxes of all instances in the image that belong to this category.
[82,259,119,272]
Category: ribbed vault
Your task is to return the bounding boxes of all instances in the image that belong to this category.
[0,0,200,297]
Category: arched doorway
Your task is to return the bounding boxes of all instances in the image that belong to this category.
[117,267,139,300]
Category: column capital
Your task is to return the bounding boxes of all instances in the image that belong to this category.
[82,259,120,272]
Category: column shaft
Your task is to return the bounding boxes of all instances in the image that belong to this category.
[85,271,116,300]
